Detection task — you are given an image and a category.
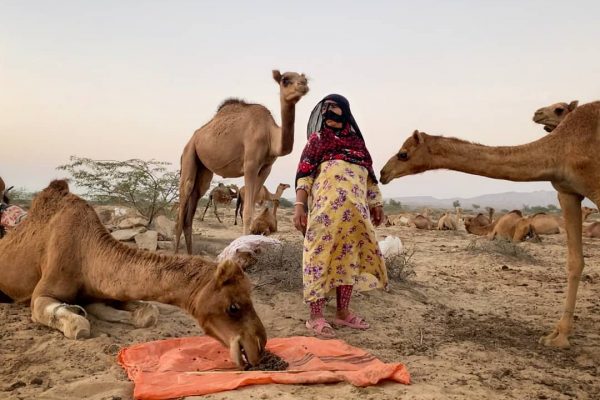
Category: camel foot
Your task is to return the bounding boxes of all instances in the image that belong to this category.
[59,313,91,340]
[539,329,570,348]
[131,303,160,328]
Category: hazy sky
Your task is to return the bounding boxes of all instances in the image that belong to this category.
[1,1,599,200]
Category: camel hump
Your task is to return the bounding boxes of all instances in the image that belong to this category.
[509,209,523,216]
[48,179,70,194]
[217,98,251,112]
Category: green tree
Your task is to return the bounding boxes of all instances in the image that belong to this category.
[472,204,480,209]
[57,156,179,224]
[453,200,461,208]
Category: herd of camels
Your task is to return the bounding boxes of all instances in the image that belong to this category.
[0,68,598,368]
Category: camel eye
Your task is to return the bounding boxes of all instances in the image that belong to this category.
[227,303,241,317]
[555,108,564,116]
[397,151,408,160]
[282,77,290,86]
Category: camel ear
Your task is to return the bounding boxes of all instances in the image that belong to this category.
[215,259,244,286]
[412,130,424,145]
[272,70,282,83]
[568,100,579,111]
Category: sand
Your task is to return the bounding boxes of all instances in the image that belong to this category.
[1,208,599,399]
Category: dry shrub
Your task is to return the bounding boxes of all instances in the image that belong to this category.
[466,238,535,262]
[246,239,303,291]
[386,246,417,282]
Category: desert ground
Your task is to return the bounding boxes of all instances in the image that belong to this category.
[1,206,599,400]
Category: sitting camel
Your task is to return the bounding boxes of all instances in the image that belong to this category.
[463,207,496,236]
[249,199,280,236]
[437,207,462,230]
[533,100,578,132]
[528,213,561,235]
[200,183,239,223]
[584,222,600,238]
[489,210,537,242]
[379,100,600,348]
[234,183,290,226]
[409,208,433,229]
[0,180,266,368]
[176,70,309,254]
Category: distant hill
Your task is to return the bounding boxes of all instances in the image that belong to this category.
[391,190,595,210]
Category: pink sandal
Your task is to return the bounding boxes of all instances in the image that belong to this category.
[305,318,336,338]
[333,313,370,330]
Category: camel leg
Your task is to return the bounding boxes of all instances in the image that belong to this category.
[175,143,199,253]
[242,165,260,235]
[31,296,90,339]
[235,195,244,225]
[85,301,159,328]
[213,200,222,223]
[200,197,211,221]
[539,192,583,348]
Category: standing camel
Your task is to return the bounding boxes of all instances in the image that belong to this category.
[234,183,290,225]
[200,183,238,223]
[176,70,309,254]
[380,101,600,348]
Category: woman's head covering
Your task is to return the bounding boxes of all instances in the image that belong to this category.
[296,94,378,186]
[306,94,363,139]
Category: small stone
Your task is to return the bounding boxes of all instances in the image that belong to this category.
[6,380,26,391]
[30,377,43,385]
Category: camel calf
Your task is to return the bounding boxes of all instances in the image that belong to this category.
[0,180,266,367]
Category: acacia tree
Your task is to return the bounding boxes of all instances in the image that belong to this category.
[57,156,179,224]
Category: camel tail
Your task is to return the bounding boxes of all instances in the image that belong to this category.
[175,144,201,254]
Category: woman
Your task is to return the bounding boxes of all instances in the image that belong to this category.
[293,94,387,338]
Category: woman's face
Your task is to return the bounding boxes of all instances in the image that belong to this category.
[323,101,344,129]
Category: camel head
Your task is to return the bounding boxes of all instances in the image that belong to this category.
[380,130,432,184]
[582,206,598,220]
[227,184,239,196]
[272,70,309,104]
[190,259,267,368]
[533,100,578,132]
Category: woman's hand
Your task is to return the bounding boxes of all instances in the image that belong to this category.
[293,204,308,235]
[370,205,384,227]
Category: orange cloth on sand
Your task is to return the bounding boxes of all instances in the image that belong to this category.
[118,336,410,400]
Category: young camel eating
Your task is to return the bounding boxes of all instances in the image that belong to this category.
[380,101,600,348]
[0,180,267,368]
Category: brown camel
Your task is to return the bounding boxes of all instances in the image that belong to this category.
[234,183,290,225]
[379,101,600,348]
[176,70,309,253]
[464,207,496,236]
[584,222,600,238]
[0,180,266,367]
[200,183,239,223]
[249,199,280,236]
[489,210,538,242]
[529,213,560,235]
[410,208,433,229]
[533,100,578,132]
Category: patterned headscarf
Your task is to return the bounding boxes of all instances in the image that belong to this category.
[296,94,378,187]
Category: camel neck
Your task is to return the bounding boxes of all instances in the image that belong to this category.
[276,100,295,156]
[91,236,212,310]
[427,135,559,182]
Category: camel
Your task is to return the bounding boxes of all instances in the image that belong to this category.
[584,222,600,238]
[234,183,290,226]
[437,207,462,230]
[410,208,433,229]
[529,213,561,235]
[533,100,579,132]
[0,180,267,368]
[379,101,600,348]
[249,199,279,236]
[176,70,309,254]
[488,210,538,242]
[200,183,239,223]
[464,207,496,236]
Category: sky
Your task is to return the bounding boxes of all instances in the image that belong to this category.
[1,1,599,200]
